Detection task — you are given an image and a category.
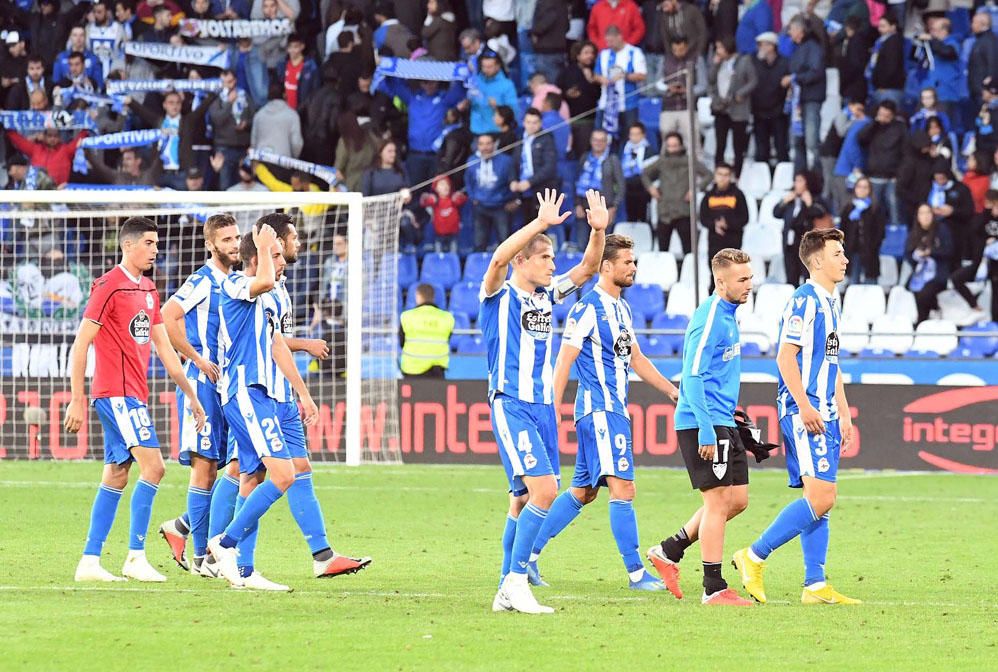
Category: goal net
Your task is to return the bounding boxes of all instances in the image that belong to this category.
[0,189,404,465]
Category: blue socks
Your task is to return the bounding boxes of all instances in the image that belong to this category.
[509,503,548,575]
[128,479,158,551]
[220,480,283,547]
[801,514,830,586]
[287,471,330,555]
[233,495,258,576]
[751,498,819,561]
[209,473,240,538]
[83,484,123,556]
[531,491,583,557]
[187,486,212,557]
[500,514,518,581]
[609,499,644,574]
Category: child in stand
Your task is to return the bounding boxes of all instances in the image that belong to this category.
[420,175,468,253]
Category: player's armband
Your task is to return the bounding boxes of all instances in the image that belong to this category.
[551,274,578,303]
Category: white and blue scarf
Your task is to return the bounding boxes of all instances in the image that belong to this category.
[124,42,229,67]
[576,151,607,197]
[373,57,470,93]
[72,129,166,174]
[0,110,98,132]
[431,122,462,152]
[848,197,871,221]
[106,78,224,95]
[247,148,340,186]
[621,138,649,179]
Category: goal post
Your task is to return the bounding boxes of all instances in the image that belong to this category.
[0,189,404,465]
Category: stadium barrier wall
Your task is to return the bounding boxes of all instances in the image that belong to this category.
[2,379,996,474]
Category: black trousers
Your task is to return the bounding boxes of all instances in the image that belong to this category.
[714,112,750,176]
[624,177,651,222]
[657,216,693,255]
[914,279,946,324]
[784,240,806,287]
[753,114,790,163]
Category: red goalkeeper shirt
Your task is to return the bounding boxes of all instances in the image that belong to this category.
[82,265,163,402]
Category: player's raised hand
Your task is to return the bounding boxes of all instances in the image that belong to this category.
[536,188,571,228]
[195,355,220,383]
[254,224,277,249]
[64,398,87,434]
[800,402,826,435]
[300,339,330,360]
[300,394,319,427]
[190,398,207,433]
[584,189,609,232]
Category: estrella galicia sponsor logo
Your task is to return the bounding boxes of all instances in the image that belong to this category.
[521,309,552,339]
[281,311,293,335]
[902,387,998,474]
[825,332,840,359]
[129,310,151,344]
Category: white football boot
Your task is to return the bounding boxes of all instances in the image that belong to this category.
[237,571,292,592]
[121,550,167,582]
[74,555,126,582]
[499,572,554,614]
[207,534,243,587]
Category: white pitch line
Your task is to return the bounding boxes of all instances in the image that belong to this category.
[838,495,990,504]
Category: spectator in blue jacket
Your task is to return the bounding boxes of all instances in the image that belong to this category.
[736,0,773,55]
[510,108,560,224]
[229,38,270,108]
[379,77,466,197]
[911,18,965,123]
[463,51,519,135]
[52,26,104,92]
[467,134,516,251]
[831,100,871,211]
[540,91,571,161]
[785,15,826,172]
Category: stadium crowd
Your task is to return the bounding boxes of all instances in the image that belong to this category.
[0,0,996,357]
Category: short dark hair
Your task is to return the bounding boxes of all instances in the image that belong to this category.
[798,228,844,268]
[204,212,237,241]
[68,51,84,63]
[415,283,435,304]
[256,211,296,242]
[715,161,734,173]
[844,15,864,31]
[880,9,899,27]
[985,189,998,203]
[628,121,646,134]
[544,91,562,111]
[664,131,684,145]
[27,54,44,66]
[287,32,305,46]
[717,35,736,55]
[601,233,634,264]
[119,216,157,242]
[878,99,897,114]
[337,32,354,49]
[524,106,542,120]
[519,233,554,260]
[669,35,688,46]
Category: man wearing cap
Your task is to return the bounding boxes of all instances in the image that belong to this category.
[6,154,56,191]
[0,31,28,101]
[751,31,790,165]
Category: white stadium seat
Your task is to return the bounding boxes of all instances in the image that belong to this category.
[838,315,871,354]
[737,312,772,353]
[613,222,654,253]
[745,193,759,224]
[869,315,914,354]
[665,283,696,317]
[910,319,958,356]
[635,251,679,291]
[758,192,785,229]
[678,253,710,298]
[697,96,714,128]
[886,285,918,325]
[878,255,899,289]
[772,162,795,192]
[842,284,887,326]
[742,221,783,263]
[754,283,795,323]
[739,162,772,201]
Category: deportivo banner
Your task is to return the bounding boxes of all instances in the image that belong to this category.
[0,380,995,474]
[178,18,293,40]
[124,41,229,67]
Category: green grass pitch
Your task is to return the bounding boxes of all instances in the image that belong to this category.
[1,461,996,671]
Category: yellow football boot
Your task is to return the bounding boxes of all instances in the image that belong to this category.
[732,547,767,604]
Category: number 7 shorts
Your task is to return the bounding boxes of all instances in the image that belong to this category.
[222,384,289,475]
[572,411,634,488]
[93,396,161,465]
[490,394,561,497]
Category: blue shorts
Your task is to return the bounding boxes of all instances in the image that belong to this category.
[277,400,308,460]
[177,379,231,467]
[92,397,160,465]
[490,394,560,497]
[222,385,289,475]
[571,411,634,489]
[781,414,842,488]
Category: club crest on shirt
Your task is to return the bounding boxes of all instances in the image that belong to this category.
[825,331,840,360]
[145,292,154,309]
[613,330,633,359]
[521,309,552,339]
[129,310,151,344]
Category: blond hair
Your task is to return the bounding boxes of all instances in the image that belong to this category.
[710,248,751,274]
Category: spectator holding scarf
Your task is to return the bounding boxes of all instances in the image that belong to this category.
[573,128,624,248]
[840,175,886,284]
[620,121,652,222]
[906,203,955,324]
[594,25,647,143]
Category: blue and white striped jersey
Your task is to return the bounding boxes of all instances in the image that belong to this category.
[217,271,282,405]
[168,263,228,386]
[269,278,295,403]
[563,286,635,422]
[674,294,741,433]
[777,280,841,421]
[479,276,575,404]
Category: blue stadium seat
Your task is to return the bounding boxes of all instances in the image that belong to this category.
[957,322,998,357]
[450,313,470,350]
[448,281,481,321]
[395,253,418,287]
[455,334,488,355]
[880,225,908,259]
[419,252,461,289]
[0,296,14,315]
[624,283,665,324]
[638,97,662,152]
[859,348,896,358]
[638,334,673,357]
[906,348,943,359]
[405,282,446,309]
[651,313,688,353]
[739,342,762,357]
[463,252,491,281]
[555,250,582,273]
